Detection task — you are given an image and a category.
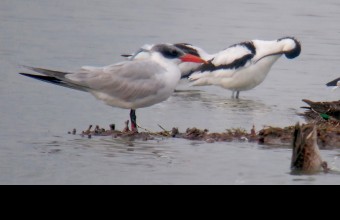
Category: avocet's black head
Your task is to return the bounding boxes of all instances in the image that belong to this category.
[278,37,301,59]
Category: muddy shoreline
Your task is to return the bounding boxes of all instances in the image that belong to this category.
[68,99,340,148]
[69,121,340,149]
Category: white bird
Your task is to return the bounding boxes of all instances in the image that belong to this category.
[188,37,301,99]
[326,77,340,90]
[122,43,213,78]
[19,44,206,132]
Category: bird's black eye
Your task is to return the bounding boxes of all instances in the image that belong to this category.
[151,44,184,59]
[162,49,181,59]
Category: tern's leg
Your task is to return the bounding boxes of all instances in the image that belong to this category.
[130,109,138,132]
[231,91,235,98]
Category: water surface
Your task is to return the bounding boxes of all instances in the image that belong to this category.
[1,0,340,184]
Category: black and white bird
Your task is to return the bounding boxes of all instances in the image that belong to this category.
[172,43,216,78]
[188,37,301,98]
[326,77,340,89]
[19,44,206,132]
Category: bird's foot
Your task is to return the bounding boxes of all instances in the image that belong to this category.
[131,122,138,133]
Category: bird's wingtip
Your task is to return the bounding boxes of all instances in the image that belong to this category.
[18,72,45,79]
[19,72,35,77]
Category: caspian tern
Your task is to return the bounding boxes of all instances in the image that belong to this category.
[326,77,340,89]
[122,43,213,78]
[19,44,206,132]
[188,37,301,99]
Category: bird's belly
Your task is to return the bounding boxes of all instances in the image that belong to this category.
[222,65,272,91]
[91,87,175,110]
[131,90,174,109]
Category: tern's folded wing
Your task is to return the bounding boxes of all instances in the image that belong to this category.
[67,60,168,102]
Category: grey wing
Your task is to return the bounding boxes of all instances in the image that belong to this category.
[67,60,167,102]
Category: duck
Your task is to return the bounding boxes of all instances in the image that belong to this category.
[188,37,301,99]
[301,99,340,121]
[291,123,328,173]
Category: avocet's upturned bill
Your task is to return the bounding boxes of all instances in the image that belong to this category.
[188,37,301,98]
[19,44,206,132]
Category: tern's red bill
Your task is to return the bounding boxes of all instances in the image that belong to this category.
[180,54,207,64]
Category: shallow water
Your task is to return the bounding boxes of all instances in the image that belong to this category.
[1,0,340,184]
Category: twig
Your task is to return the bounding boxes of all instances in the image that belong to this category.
[158,124,171,136]
[136,123,154,133]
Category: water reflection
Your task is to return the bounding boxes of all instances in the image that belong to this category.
[73,135,175,159]
[26,134,177,166]
[173,88,272,113]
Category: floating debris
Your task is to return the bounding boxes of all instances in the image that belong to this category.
[67,120,340,148]
[109,124,115,131]
[71,123,260,144]
[258,126,295,146]
[67,128,77,135]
